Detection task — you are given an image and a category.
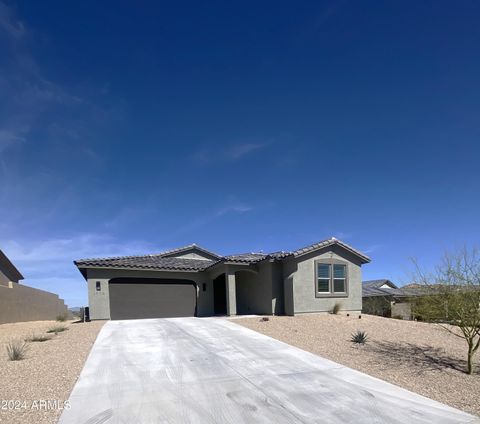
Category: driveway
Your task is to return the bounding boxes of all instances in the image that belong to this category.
[59,318,478,424]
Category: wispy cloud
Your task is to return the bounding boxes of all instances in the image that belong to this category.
[361,243,384,255]
[215,204,253,216]
[3,233,156,262]
[0,1,25,39]
[169,198,255,237]
[2,233,161,307]
[193,139,270,164]
[0,128,26,154]
[0,1,118,174]
[225,142,268,160]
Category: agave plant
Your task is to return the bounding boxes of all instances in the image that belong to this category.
[350,330,368,344]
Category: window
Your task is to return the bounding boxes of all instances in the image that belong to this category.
[317,264,330,292]
[315,262,347,295]
[96,281,101,291]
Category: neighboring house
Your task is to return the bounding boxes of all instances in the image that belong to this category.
[75,237,370,320]
[0,249,24,287]
[362,279,423,319]
[0,249,70,324]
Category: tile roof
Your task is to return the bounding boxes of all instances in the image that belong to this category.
[75,238,370,274]
[223,253,268,263]
[75,255,216,271]
[362,280,426,297]
[159,244,220,259]
[293,238,370,263]
[363,279,398,289]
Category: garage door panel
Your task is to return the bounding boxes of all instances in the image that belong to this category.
[109,281,196,320]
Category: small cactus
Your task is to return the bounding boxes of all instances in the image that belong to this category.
[350,330,368,344]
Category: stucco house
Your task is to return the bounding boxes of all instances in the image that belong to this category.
[362,279,424,320]
[75,237,370,320]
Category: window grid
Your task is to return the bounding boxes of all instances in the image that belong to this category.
[316,263,347,295]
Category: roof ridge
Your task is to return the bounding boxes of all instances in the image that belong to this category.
[159,243,220,259]
[293,237,371,263]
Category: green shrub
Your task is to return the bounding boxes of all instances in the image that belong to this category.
[331,303,341,314]
[6,340,28,361]
[25,334,52,343]
[350,330,368,344]
[56,313,68,322]
[47,325,68,335]
[392,315,404,320]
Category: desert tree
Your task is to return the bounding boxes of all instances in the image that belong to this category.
[411,247,480,375]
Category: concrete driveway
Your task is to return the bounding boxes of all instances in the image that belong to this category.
[59,318,478,424]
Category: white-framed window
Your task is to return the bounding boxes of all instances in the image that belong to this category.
[315,262,347,296]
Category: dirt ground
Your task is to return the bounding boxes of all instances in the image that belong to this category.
[234,313,480,416]
[0,319,105,424]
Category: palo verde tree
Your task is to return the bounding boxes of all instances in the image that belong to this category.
[412,247,480,375]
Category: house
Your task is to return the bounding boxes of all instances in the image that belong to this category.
[0,249,70,324]
[74,237,370,320]
[0,249,24,287]
[362,279,423,319]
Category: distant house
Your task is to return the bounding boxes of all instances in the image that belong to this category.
[75,237,371,320]
[362,279,423,319]
[0,248,70,324]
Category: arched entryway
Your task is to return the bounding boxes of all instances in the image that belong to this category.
[109,278,197,320]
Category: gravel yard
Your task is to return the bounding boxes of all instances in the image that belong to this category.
[234,314,480,417]
[0,320,104,424]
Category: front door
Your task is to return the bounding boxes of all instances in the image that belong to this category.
[213,274,227,315]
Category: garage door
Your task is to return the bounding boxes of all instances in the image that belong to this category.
[109,279,196,320]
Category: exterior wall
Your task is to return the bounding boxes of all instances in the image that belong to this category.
[170,252,213,260]
[283,276,294,316]
[235,262,274,315]
[0,269,12,287]
[234,261,285,315]
[86,268,214,320]
[271,262,284,314]
[0,284,69,324]
[289,245,363,314]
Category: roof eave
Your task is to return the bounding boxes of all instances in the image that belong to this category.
[74,264,204,275]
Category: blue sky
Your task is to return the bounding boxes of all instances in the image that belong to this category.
[1,1,479,306]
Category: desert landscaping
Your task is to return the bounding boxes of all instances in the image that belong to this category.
[235,314,480,417]
[0,319,104,424]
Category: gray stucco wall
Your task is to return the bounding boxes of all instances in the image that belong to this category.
[86,268,213,320]
[0,284,69,324]
[283,276,294,316]
[235,262,274,315]
[234,261,285,315]
[271,261,284,314]
[288,245,363,314]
